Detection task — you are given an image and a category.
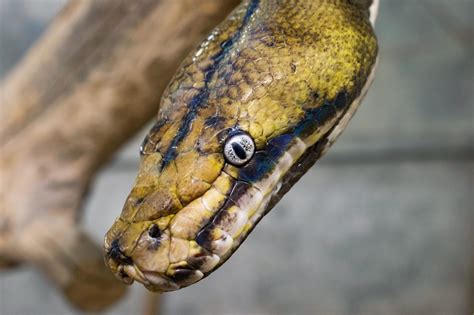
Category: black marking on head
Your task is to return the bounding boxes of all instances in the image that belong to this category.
[314,103,337,124]
[334,91,348,110]
[196,228,213,251]
[296,90,355,138]
[238,151,279,183]
[194,180,249,251]
[140,119,168,156]
[187,256,207,270]
[267,133,294,151]
[161,91,208,167]
[193,179,252,256]
[160,0,260,169]
[204,115,226,128]
[211,184,248,227]
[169,269,196,282]
[213,209,239,231]
[108,239,133,265]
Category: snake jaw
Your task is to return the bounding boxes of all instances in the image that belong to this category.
[110,259,182,292]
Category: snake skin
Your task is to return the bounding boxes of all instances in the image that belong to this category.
[104,0,378,292]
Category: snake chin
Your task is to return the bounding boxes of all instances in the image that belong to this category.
[112,262,181,292]
[142,271,180,292]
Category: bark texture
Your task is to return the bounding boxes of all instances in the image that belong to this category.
[0,0,240,311]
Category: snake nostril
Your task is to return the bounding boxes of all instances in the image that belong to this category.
[108,239,133,265]
[148,224,161,239]
[119,268,130,280]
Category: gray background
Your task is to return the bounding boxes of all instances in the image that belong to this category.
[1,0,473,314]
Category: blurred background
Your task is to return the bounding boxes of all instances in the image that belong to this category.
[0,0,472,314]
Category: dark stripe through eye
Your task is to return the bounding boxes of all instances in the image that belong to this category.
[231,142,247,159]
[148,224,161,239]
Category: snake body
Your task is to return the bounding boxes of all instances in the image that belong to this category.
[104,0,378,292]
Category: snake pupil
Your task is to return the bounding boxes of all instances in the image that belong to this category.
[231,142,247,160]
[223,131,255,166]
[148,224,161,239]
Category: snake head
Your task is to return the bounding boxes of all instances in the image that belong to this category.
[104,147,228,291]
[104,0,377,292]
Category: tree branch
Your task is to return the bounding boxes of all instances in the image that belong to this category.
[0,0,240,311]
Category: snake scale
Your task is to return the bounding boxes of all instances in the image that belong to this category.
[104,0,378,292]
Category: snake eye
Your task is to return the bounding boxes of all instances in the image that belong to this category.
[223,131,255,166]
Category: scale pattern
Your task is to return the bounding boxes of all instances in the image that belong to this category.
[104,0,378,292]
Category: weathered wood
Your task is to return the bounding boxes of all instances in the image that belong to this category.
[0,0,240,311]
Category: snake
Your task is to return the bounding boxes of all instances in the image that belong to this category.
[104,0,378,292]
